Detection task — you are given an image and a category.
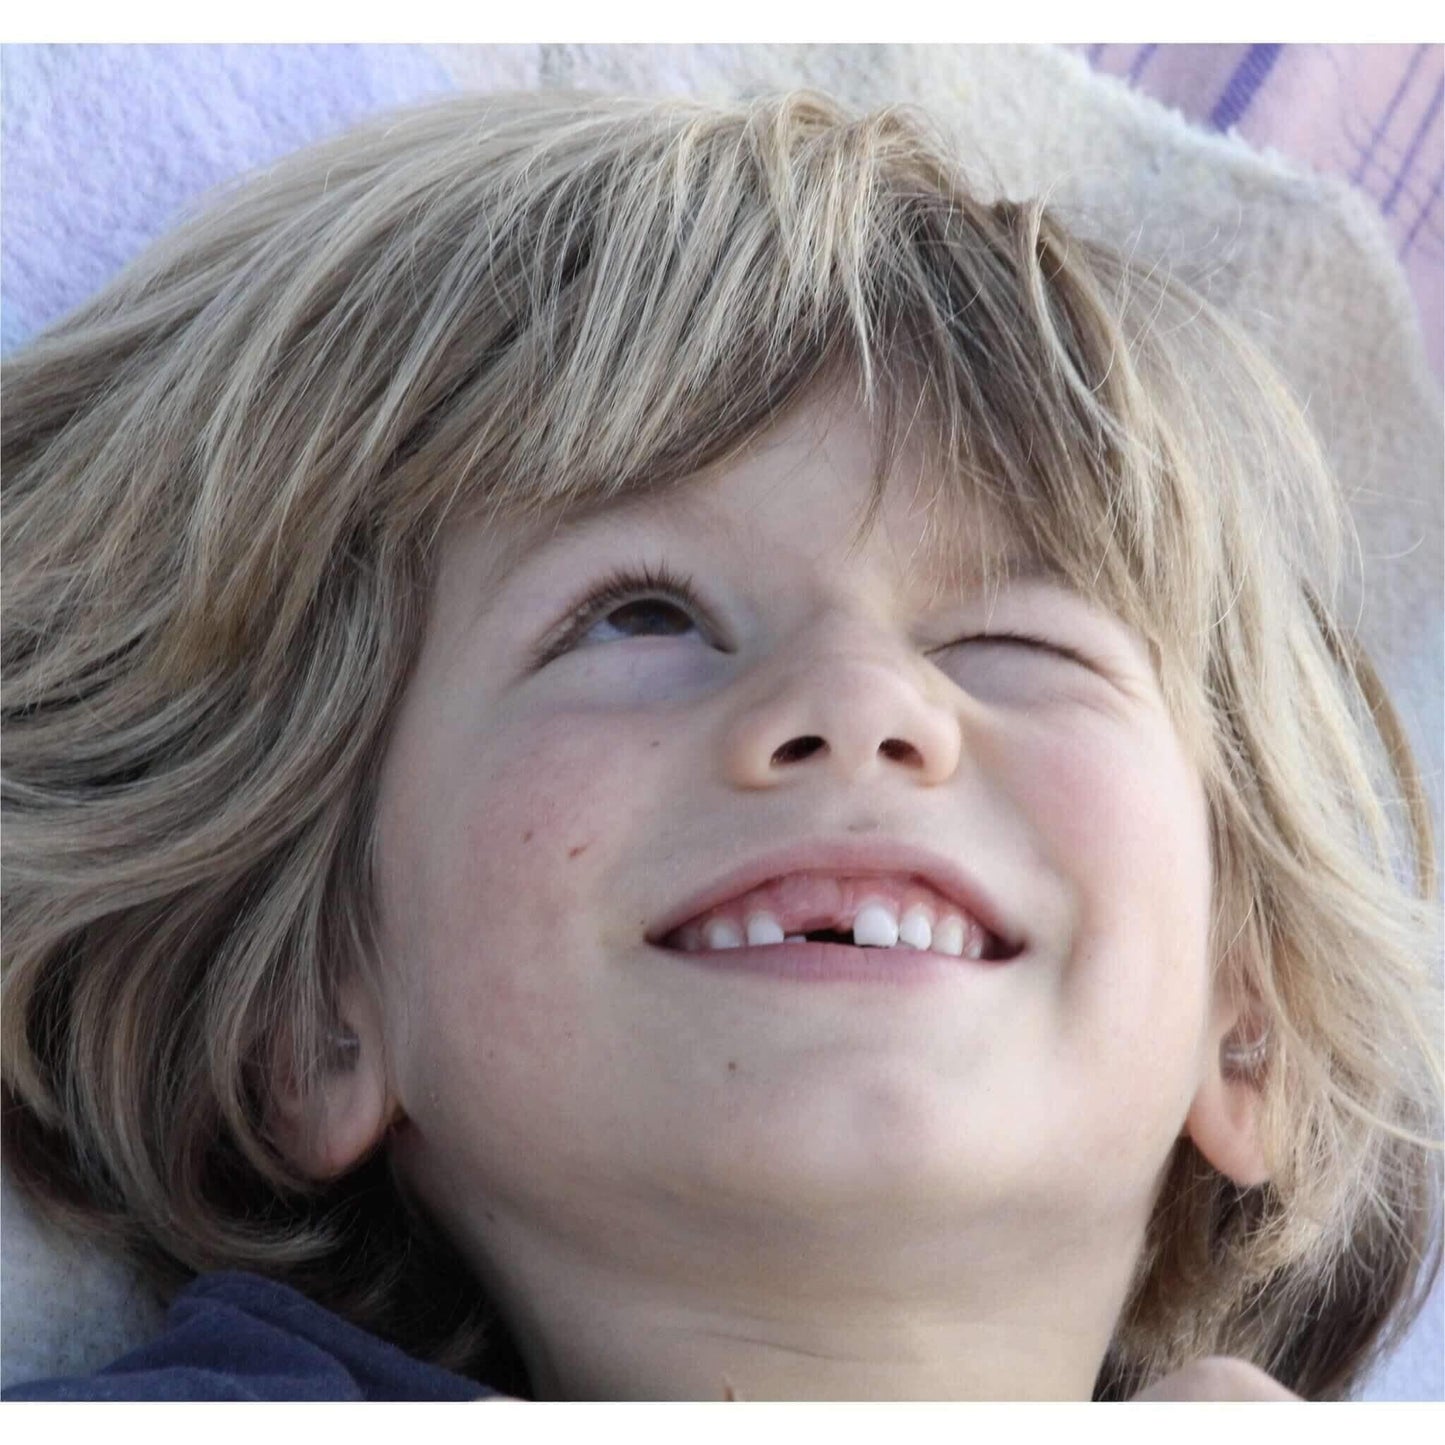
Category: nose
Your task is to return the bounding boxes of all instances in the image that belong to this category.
[721,622,964,789]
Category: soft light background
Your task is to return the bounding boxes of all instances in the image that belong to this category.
[1073,44,1443,381]
[2,42,1440,1402]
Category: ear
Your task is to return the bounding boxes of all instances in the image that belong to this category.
[269,978,399,1180]
[1181,982,1272,1188]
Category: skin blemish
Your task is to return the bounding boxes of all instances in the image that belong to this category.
[522,830,534,843]
[727,1060,737,1073]
[568,843,589,859]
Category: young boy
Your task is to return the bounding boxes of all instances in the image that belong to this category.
[2,90,1439,1400]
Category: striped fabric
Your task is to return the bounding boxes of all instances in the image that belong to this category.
[1077,44,1444,381]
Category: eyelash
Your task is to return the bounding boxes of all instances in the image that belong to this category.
[535,562,711,666]
[538,562,1091,669]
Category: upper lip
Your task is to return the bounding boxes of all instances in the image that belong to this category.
[645,837,1023,952]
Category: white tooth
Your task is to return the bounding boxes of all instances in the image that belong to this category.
[703,917,744,950]
[852,901,900,949]
[933,915,965,957]
[897,906,932,951]
[745,913,786,946]
[963,922,985,961]
[784,934,807,943]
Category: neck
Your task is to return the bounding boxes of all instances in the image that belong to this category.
[459,1206,1144,1400]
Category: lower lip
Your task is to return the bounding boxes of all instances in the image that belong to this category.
[654,940,1005,985]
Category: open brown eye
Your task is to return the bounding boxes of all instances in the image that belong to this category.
[533,562,710,668]
[591,596,697,639]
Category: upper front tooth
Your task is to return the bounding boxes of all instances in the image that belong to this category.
[933,915,965,957]
[897,905,932,951]
[704,917,744,950]
[852,901,900,948]
[745,912,785,946]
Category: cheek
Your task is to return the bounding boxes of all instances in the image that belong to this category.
[1010,712,1210,934]
[374,707,654,1154]
[1002,715,1214,1132]
[381,704,646,942]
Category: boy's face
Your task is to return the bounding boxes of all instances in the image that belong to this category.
[367,388,1232,1359]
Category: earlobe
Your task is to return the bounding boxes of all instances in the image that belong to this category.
[269,982,399,1180]
[1183,1000,1273,1188]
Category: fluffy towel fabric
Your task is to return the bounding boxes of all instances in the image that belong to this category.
[1075,43,1443,381]
[2,43,1439,1401]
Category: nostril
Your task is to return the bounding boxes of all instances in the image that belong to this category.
[879,738,920,764]
[771,736,826,765]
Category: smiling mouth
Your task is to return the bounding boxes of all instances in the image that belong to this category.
[647,858,1026,967]
[678,926,1014,959]
[649,931,1020,987]
[657,908,1022,963]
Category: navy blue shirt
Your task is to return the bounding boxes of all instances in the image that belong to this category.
[3,1271,503,1400]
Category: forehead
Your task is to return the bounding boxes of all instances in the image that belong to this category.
[465,402,1068,611]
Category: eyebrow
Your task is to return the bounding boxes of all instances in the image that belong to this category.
[909,538,1075,606]
[476,493,1071,614]
[474,497,743,611]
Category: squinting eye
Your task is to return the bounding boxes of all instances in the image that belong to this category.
[946,632,1095,670]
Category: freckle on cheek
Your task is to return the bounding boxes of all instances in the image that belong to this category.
[522,830,533,843]
[568,842,589,859]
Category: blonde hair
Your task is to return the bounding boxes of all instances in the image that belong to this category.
[3,90,1440,1398]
